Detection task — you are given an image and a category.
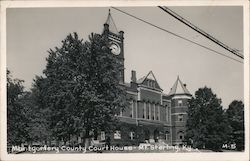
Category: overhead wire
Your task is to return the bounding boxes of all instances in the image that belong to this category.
[111,7,243,64]
[158,6,244,59]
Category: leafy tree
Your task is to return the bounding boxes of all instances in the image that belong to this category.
[185,87,227,151]
[20,77,52,145]
[225,100,244,151]
[34,32,127,146]
[7,69,29,145]
[7,71,52,147]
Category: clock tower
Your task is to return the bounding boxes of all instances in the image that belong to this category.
[103,10,125,84]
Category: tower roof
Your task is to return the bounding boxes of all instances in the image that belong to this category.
[168,76,191,96]
[105,9,119,34]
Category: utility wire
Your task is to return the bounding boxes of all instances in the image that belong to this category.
[111,7,243,64]
[158,6,244,59]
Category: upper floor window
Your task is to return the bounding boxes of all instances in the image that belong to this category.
[147,103,150,119]
[156,106,159,120]
[150,81,154,87]
[178,100,183,106]
[178,114,184,122]
[147,80,156,88]
[130,101,133,118]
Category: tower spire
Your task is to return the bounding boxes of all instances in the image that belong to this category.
[105,9,111,24]
[104,9,119,34]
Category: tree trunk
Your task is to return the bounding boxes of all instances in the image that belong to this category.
[84,138,91,148]
[84,129,91,148]
[69,134,71,146]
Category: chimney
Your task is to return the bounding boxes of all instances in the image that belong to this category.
[131,70,137,83]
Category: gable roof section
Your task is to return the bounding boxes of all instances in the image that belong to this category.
[136,76,146,84]
[168,76,191,96]
[137,71,162,90]
[105,9,119,34]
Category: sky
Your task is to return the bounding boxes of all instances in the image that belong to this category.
[6,6,244,108]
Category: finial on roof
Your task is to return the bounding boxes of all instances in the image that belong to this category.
[105,9,111,24]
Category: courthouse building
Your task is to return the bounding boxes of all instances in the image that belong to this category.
[92,12,192,146]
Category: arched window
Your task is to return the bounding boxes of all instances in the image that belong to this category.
[155,105,160,121]
[152,103,155,120]
[146,102,150,119]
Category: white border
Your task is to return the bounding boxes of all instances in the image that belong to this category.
[0,1,249,161]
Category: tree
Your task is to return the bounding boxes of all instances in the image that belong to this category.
[7,69,29,145]
[21,77,52,145]
[185,87,227,151]
[225,100,244,151]
[34,32,127,146]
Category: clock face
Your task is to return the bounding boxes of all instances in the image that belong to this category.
[110,42,121,55]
